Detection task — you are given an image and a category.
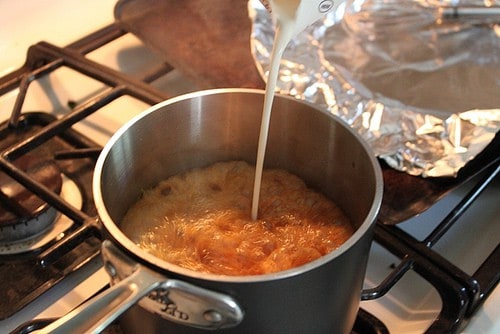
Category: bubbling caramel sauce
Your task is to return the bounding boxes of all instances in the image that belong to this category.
[121,161,354,276]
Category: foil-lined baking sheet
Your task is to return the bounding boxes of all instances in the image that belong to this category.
[249,0,499,177]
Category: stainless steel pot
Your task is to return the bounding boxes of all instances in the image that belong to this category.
[41,89,383,334]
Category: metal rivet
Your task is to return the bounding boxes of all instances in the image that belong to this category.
[104,262,117,277]
[203,310,223,323]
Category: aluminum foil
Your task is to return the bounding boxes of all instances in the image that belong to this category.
[248,0,500,177]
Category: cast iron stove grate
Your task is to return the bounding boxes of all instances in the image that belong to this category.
[0,112,102,319]
[0,23,498,334]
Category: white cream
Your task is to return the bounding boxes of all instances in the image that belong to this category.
[251,0,341,220]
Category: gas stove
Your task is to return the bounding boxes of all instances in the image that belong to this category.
[0,1,498,333]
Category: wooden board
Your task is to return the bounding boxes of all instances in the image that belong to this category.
[115,0,265,89]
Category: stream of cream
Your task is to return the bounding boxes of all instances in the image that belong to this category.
[251,1,299,220]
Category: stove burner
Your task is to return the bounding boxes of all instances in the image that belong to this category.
[0,175,82,255]
[0,157,62,243]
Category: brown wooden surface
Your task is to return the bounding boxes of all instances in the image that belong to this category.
[115,0,265,89]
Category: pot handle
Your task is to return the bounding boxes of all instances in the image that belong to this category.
[35,241,244,333]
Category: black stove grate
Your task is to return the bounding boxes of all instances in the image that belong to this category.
[0,24,168,320]
[365,161,499,333]
[0,23,498,333]
[0,112,103,319]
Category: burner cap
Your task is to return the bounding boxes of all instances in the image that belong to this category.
[0,156,62,243]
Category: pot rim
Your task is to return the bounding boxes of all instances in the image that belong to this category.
[93,88,384,283]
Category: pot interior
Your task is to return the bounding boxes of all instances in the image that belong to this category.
[95,89,381,259]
